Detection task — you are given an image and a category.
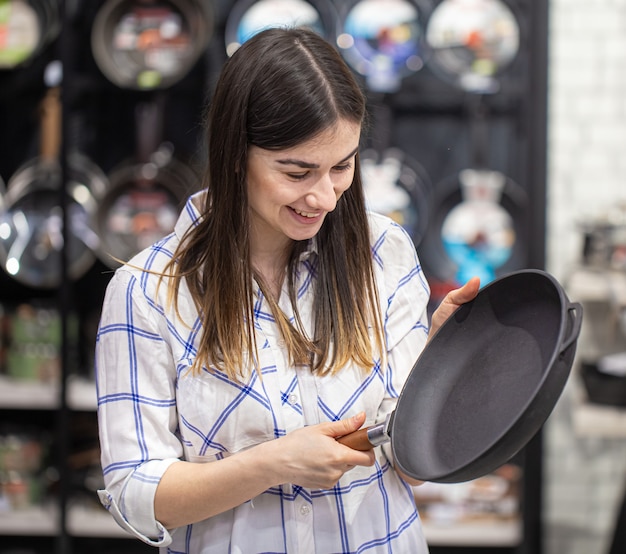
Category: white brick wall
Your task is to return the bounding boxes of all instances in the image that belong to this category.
[547,0,626,280]
[545,4,626,552]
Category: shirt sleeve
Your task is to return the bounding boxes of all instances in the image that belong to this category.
[95,268,182,545]
[371,217,431,461]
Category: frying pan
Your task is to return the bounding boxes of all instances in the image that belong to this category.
[424,0,521,94]
[224,0,338,57]
[90,0,213,90]
[361,147,432,247]
[420,95,528,291]
[336,0,432,93]
[0,87,105,288]
[338,269,583,483]
[93,97,199,267]
[0,0,60,71]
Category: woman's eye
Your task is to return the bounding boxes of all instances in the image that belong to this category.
[334,162,353,172]
[287,172,309,180]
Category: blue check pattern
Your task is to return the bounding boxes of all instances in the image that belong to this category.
[96,191,431,553]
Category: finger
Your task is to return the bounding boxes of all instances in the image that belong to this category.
[443,276,480,306]
[325,411,367,439]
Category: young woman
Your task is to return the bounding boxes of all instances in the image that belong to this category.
[95,27,479,553]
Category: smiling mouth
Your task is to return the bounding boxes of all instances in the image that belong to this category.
[292,207,319,218]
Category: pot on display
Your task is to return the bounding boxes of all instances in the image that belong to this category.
[93,100,200,268]
[224,0,337,56]
[90,0,213,90]
[425,0,520,94]
[0,87,107,289]
[336,0,432,93]
[420,167,528,288]
[360,147,432,247]
[0,0,60,71]
[339,269,583,483]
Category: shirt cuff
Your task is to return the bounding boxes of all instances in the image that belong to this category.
[98,489,173,546]
[98,457,180,546]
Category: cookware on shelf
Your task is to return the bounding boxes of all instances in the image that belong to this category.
[425,0,520,94]
[0,87,106,288]
[224,0,336,57]
[93,97,199,267]
[90,0,213,90]
[336,0,431,93]
[0,0,60,71]
[361,147,432,247]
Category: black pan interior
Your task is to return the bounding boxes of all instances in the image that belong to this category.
[392,270,565,482]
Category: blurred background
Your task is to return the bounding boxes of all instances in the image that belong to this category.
[0,1,624,553]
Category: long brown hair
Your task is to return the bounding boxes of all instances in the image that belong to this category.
[165,27,383,381]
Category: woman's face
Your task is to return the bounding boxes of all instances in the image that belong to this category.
[246,119,361,255]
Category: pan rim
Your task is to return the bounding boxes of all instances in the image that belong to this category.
[392,268,575,482]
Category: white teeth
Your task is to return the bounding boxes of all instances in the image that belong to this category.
[294,208,317,218]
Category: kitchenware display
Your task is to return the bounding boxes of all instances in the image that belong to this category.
[414,463,521,524]
[438,167,520,285]
[0,87,107,289]
[581,353,626,408]
[339,269,583,483]
[93,97,199,267]
[336,0,431,93]
[419,97,528,289]
[90,0,213,90]
[361,147,431,247]
[224,0,336,57]
[0,0,60,70]
[425,0,520,94]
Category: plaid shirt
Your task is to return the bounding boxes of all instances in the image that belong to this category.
[96,191,431,553]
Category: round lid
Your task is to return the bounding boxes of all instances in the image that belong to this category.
[0,160,100,288]
[0,0,42,69]
[91,0,213,89]
[225,0,329,57]
[361,147,432,246]
[441,169,515,284]
[337,0,429,92]
[425,0,520,93]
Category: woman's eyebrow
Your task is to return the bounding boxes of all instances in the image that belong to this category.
[275,146,359,169]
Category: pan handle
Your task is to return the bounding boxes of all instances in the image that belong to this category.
[560,302,583,353]
[336,415,392,450]
[336,427,374,450]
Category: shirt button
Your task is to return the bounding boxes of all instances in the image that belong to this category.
[300,504,311,516]
[288,394,298,405]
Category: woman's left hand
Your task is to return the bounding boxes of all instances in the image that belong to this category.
[429,277,480,340]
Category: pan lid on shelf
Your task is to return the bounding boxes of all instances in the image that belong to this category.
[224,0,336,57]
[420,166,528,290]
[0,85,106,289]
[336,0,431,93]
[0,152,107,289]
[360,147,432,247]
[425,0,520,94]
[90,0,214,90]
[0,0,61,71]
[92,141,199,268]
[440,168,516,285]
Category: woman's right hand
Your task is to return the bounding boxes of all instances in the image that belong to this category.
[155,412,375,529]
[273,412,376,489]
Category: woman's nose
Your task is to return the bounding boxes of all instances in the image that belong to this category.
[305,175,338,212]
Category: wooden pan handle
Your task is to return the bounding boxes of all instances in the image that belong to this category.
[40,87,62,162]
[336,427,374,451]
